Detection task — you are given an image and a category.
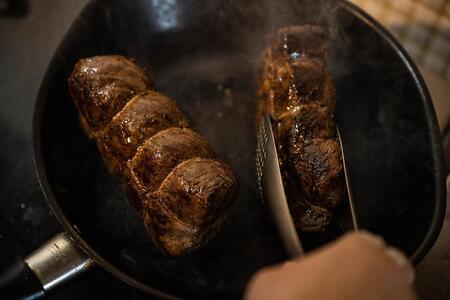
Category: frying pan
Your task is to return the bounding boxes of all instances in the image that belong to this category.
[0,0,445,299]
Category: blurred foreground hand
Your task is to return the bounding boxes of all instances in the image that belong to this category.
[245,231,418,300]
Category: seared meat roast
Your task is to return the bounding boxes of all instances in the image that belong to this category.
[99,91,190,175]
[257,25,345,232]
[127,127,214,214]
[68,55,237,256]
[69,55,153,135]
[144,158,236,255]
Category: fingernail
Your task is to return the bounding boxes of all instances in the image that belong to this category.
[358,230,385,247]
[386,247,407,268]
[385,247,415,285]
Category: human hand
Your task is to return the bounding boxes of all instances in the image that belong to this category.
[245,231,417,300]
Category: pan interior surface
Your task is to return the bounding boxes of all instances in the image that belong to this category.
[35,0,445,298]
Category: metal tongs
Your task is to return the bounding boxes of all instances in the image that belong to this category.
[256,113,359,258]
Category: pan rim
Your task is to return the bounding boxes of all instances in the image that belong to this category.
[342,1,446,265]
[31,0,446,297]
[31,2,182,299]
[31,27,182,300]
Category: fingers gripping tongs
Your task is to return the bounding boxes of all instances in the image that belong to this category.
[256,113,358,258]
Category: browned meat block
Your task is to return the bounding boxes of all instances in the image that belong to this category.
[257,26,335,120]
[277,104,335,144]
[279,105,344,210]
[99,91,190,175]
[143,158,237,256]
[280,171,332,231]
[290,139,345,209]
[257,25,344,232]
[126,128,214,213]
[69,55,238,255]
[68,55,153,135]
[143,206,226,257]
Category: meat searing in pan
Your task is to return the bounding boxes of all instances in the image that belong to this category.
[68,55,237,256]
[257,25,345,232]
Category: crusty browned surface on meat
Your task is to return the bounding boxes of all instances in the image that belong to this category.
[126,128,214,213]
[257,26,336,120]
[144,158,237,256]
[99,91,189,175]
[68,55,237,255]
[68,55,153,135]
[257,25,344,232]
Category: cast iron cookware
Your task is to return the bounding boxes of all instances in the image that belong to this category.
[0,0,445,299]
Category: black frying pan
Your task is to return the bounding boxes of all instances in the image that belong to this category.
[0,0,445,299]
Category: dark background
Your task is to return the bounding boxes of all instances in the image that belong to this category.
[0,0,448,299]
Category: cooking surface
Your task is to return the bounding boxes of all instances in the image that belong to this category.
[0,0,449,299]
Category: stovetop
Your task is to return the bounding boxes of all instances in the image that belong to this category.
[0,0,448,299]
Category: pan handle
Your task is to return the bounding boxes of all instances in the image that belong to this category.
[0,232,95,299]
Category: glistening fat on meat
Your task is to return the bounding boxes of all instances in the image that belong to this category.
[127,127,214,213]
[257,25,345,232]
[68,55,237,256]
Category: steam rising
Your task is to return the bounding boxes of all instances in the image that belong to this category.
[149,0,180,30]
